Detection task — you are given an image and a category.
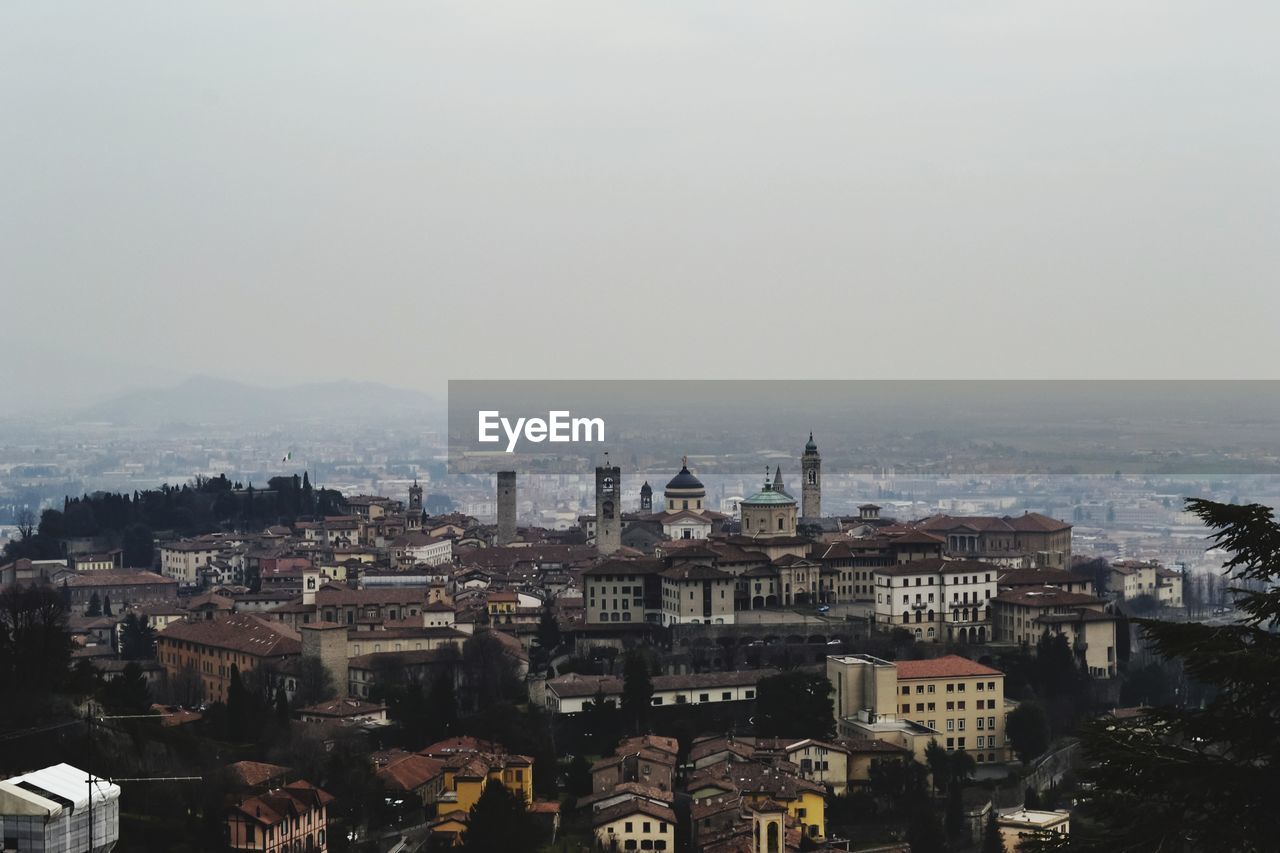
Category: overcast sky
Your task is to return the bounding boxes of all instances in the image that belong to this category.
[3,2,1278,405]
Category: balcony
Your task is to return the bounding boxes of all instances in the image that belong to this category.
[911,601,928,610]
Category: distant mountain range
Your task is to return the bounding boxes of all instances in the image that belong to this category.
[74,376,440,426]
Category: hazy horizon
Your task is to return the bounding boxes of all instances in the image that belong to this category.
[4,2,1279,408]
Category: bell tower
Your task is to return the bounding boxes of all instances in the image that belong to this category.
[801,431,821,520]
[595,456,621,555]
[640,481,653,512]
[752,801,786,853]
[408,479,423,514]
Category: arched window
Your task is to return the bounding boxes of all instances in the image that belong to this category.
[777,518,784,530]
[808,470,816,484]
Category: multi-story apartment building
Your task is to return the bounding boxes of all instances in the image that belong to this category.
[659,564,736,625]
[827,653,1010,766]
[872,559,997,643]
[991,587,1118,677]
[1109,560,1159,601]
[1156,567,1184,608]
[895,656,1009,763]
[156,613,301,703]
[582,558,663,624]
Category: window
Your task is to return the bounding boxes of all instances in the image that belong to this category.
[699,693,709,702]
[722,692,732,701]
[745,690,755,699]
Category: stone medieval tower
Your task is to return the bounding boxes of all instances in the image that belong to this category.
[801,431,821,520]
[595,458,622,555]
[496,471,517,545]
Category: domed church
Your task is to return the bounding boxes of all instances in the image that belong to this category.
[647,457,729,540]
[740,468,799,538]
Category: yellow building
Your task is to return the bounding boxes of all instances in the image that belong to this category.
[485,590,519,620]
[592,799,678,852]
[828,653,1011,766]
[420,737,533,813]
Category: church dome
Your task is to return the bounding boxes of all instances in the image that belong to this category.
[665,462,704,494]
[742,485,796,506]
[805,431,818,453]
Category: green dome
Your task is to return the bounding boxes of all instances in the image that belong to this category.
[742,485,797,506]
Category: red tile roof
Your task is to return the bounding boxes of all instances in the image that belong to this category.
[895,655,1002,680]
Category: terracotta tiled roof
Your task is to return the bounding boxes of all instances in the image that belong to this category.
[994,588,1104,608]
[895,655,1002,680]
[592,798,677,827]
[158,613,301,657]
[374,751,445,791]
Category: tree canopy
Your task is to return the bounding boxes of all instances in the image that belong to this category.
[754,670,834,740]
[1049,500,1280,851]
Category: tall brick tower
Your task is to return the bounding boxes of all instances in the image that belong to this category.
[595,458,622,555]
[801,431,821,520]
[496,471,517,545]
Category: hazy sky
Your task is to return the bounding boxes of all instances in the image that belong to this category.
[3,2,1278,404]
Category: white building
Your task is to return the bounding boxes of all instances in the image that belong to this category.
[873,559,997,643]
[0,763,121,853]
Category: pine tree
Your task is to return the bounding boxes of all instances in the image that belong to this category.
[275,686,291,727]
[535,603,561,663]
[460,779,538,853]
[1061,500,1280,851]
[86,591,101,617]
[621,650,653,734]
[102,595,112,617]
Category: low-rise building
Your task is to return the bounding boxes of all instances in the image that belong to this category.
[544,669,777,714]
[420,737,533,811]
[997,806,1070,849]
[226,780,334,853]
[592,799,677,853]
[0,763,120,853]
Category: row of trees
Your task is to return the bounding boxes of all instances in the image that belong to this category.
[3,472,347,563]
